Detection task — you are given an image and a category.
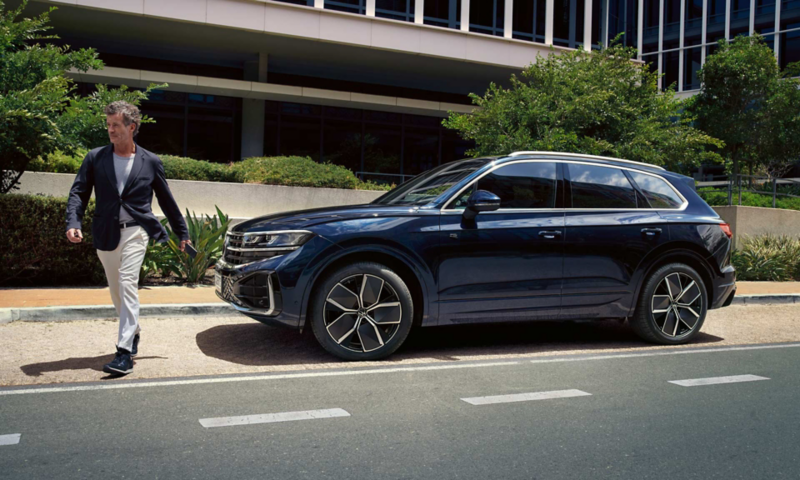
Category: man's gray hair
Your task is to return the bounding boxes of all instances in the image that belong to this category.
[104,101,142,137]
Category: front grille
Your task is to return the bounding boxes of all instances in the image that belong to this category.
[219,274,240,305]
[217,271,281,314]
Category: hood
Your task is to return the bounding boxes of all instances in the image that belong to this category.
[232,204,425,232]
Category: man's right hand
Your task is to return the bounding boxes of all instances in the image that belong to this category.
[66,228,83,243]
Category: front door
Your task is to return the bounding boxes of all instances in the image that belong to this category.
[436,161,565,325]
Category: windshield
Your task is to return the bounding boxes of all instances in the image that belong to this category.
[371,159,491,206]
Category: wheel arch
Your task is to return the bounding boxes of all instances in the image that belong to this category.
[628,244,716,317]
[298,245,431,332]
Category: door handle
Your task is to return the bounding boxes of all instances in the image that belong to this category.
[538,230,562,239]
[641,228,662,237]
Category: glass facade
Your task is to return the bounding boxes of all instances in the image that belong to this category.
[263,101,473,184]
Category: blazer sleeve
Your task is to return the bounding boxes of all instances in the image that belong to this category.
[65,152,95,232]
[152,156,189,241]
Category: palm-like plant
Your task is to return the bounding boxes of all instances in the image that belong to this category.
[161,206,230,284]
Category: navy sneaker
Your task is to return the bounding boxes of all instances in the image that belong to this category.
[131,334,140,358]
[103,348,133,376]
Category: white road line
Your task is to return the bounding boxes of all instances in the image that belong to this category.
[0,361,520,396]
[0,342,798,397]
[462,389,592,406]
[529,343,800,364]
[669,374,770,387]
[199,408,350,428]
[0,434,21,446]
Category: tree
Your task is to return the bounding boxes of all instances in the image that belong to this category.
[0,1,101,193]
[443,43,722,173]
[0,1,165,194]
[687,35,800,179]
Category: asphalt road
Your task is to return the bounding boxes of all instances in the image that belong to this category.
[1,342,799,479]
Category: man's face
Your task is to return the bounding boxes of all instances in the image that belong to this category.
[106,113,134,144]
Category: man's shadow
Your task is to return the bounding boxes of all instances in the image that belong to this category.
[20,355,166,378]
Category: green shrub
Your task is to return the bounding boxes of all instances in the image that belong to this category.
[26,151,391,191]
[732,234,800,281]
[27,150,85,174]
[158,207,230,284]
[698,188,800,211]
[0,194,106,286]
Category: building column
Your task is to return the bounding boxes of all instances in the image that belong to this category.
[461,0,470,31]
[367,0,376,16]
[637,0,644,57]
[725,0,731,40]
[415,0,424,24]
[749,0,756,35]
[504,0,513,38]
[241,53,268,160]
[314,0,323,8]
[658,0,664,90]
[545,0,554,44]
[586,0,595,51]
[679,0,685,91]
[701,0,707,63]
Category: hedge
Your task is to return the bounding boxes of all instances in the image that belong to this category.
[731,234,800,281]
[28,151,391,191]
[698,188,800,211]
[0,194,106,286]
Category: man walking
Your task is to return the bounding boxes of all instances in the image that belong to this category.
[65,101,190,376]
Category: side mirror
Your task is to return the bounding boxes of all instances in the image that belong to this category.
[463,190,501,220]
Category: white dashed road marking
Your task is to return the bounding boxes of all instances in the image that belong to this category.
[199,408,350,428]
[461,389,592,406]
[669,374,770,387]
[0,434,21,446]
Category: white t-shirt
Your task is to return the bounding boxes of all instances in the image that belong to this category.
[113,152,136,224]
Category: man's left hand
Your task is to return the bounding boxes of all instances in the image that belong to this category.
[180,239,192,252]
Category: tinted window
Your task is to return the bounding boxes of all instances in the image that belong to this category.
[452,162,557,209]
[569,164,637,208]
[629,171,684,208]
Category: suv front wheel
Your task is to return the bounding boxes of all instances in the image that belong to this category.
[310,262,414,361]
[630,263,708,345]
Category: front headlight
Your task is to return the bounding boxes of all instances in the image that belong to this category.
[240,231,315,248]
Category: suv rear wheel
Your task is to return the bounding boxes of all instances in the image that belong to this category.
[630,263,708,345]
[310,262,414,361]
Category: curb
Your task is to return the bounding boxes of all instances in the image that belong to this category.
[1,295,798,325]
[0,303,234,325]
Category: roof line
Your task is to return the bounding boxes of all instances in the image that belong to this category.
[506,151,667,171]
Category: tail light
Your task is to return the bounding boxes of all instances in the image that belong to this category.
[719,223,733,239]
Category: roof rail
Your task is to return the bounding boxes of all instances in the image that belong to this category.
[506,151,666,171]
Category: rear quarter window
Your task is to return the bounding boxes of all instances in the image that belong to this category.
[628,171,685,209]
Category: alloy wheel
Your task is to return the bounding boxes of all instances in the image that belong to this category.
[650,272,703,338]
[324,274,403,353]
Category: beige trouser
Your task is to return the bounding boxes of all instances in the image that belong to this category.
[96,226,149,352]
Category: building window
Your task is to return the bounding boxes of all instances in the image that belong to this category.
[684,47,702,90]
[756,0,778,36]
[273,0,315,6]
[554,0,586,48]
[730,0,751,39]
[376,0,416,21]
[469,0,505,37]
[780,0,800,31]
[608,0,637,49]
[780,30,800,70]
[591,0,604,49]
[513,0,547,43]
[325,0,367,15]
[663,0,681,50]
[706,0,727,44]
[685,0,703,46]
[663,50,680,91]
[424,0,461,29]
[261,101,474,184]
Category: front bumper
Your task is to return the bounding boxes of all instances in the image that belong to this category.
[710,265,736,309]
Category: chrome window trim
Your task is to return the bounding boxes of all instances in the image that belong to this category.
[440,159,689,213]
[506,151,668,171]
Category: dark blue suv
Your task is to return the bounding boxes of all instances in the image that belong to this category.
[215,152,736,360]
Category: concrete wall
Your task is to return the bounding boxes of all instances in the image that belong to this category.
[713,206,800,249]
[15,172,384,225]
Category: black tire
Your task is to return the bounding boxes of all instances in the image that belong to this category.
[310,262,414,361]
[630,263,708,345]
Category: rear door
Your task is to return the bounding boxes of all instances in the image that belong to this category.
[561,163,670,319]
[436,161,565,325]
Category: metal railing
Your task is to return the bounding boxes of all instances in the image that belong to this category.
[697,174,800,207]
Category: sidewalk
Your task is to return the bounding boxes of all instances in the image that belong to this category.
[0,282,798,323]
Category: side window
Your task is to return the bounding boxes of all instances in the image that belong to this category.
[569,164,638,209]
[451,162,558,209]
[628,171,684,209]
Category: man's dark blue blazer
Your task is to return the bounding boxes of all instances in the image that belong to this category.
[65,144,189,252]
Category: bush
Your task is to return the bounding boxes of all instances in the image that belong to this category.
[156,207,230,284]
[732,234,800,281]
[698,188,800,211]
[27,152,391,191]
[0,194,106,286]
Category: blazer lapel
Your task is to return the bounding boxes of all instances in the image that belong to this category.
[101,145,118,193]
[121,144,145,196]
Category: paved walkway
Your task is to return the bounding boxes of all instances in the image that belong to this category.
[0,281,797,309]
